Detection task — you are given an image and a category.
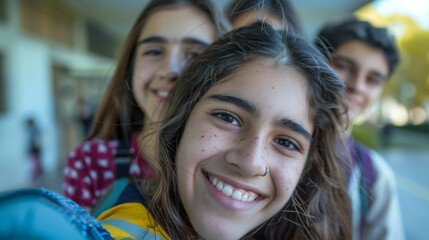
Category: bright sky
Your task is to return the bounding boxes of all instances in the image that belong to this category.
[374,0,429,28]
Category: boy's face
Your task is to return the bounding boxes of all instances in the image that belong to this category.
[330,40,389,121]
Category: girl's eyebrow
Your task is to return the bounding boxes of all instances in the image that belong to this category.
[207,94,312,141]
[136,36,210,47]
[137,36,167,46]
[208,94,259,117]
[274,118,312,142]
[183,37,210,46]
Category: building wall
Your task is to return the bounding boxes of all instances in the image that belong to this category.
[0,0,115,191]
[0,0,59,190]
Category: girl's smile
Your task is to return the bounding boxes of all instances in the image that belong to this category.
[207,173,260,202]
[204,170,265,211]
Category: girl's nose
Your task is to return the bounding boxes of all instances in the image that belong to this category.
[159,49,182,82]
[225,136,269,178]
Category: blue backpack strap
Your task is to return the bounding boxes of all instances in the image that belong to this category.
[91,178,130,218]
[92,181,146,218]
[91,139,133,218]
[0,188,112,240]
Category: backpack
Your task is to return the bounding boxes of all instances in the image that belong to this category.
[0,188,112,240]
[91,139,133,218]
[349,139,376,231]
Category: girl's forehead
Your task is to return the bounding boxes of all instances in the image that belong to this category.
[199,59,313,131]
[221,59,307,88]
[139,6,215,42]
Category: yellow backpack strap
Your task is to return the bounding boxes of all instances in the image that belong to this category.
[100,219,163,240]
[98,203,170,240]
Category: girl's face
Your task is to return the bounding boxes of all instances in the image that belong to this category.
[176,59,313,239]
[132,6,216,125]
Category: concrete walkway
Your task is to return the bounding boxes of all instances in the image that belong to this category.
[379,129,429,240]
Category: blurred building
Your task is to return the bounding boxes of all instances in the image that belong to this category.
[0,0,117,190]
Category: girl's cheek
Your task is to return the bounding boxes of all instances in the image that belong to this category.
[276,164,304,189]
[197,132,228,154]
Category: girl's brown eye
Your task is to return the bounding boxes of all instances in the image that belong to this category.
[211,111,241,126]
[144,48,163,56]
[274,137,299,152]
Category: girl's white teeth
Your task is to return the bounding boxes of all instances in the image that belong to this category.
[156,91,169,98]
[209,176,257,202]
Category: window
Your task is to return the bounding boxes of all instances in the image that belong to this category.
[86,21,118,58]
[20,0,75,47]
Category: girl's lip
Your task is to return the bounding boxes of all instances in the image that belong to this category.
[150,89,170,102]
[202,171,265,211]
[203,170,266,199]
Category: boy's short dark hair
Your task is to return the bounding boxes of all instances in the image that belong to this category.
[316,18,399,76]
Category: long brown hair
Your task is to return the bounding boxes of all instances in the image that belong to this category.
[148,22,352,239]
[87,0,228,141]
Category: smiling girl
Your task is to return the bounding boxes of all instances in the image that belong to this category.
[98,22,352,239]
[63,0,228,211]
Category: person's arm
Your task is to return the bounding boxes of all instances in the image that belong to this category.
[363,150,405,240]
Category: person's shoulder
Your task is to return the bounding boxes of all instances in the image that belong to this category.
[367,149,396,182]
[65,138,119,174]
[67,139,119,160]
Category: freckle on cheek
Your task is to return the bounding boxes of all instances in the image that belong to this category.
[201,135,204,138]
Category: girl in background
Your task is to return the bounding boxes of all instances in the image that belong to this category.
[63,0,228,211]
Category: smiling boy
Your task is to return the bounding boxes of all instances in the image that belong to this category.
[316,18,405,240]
